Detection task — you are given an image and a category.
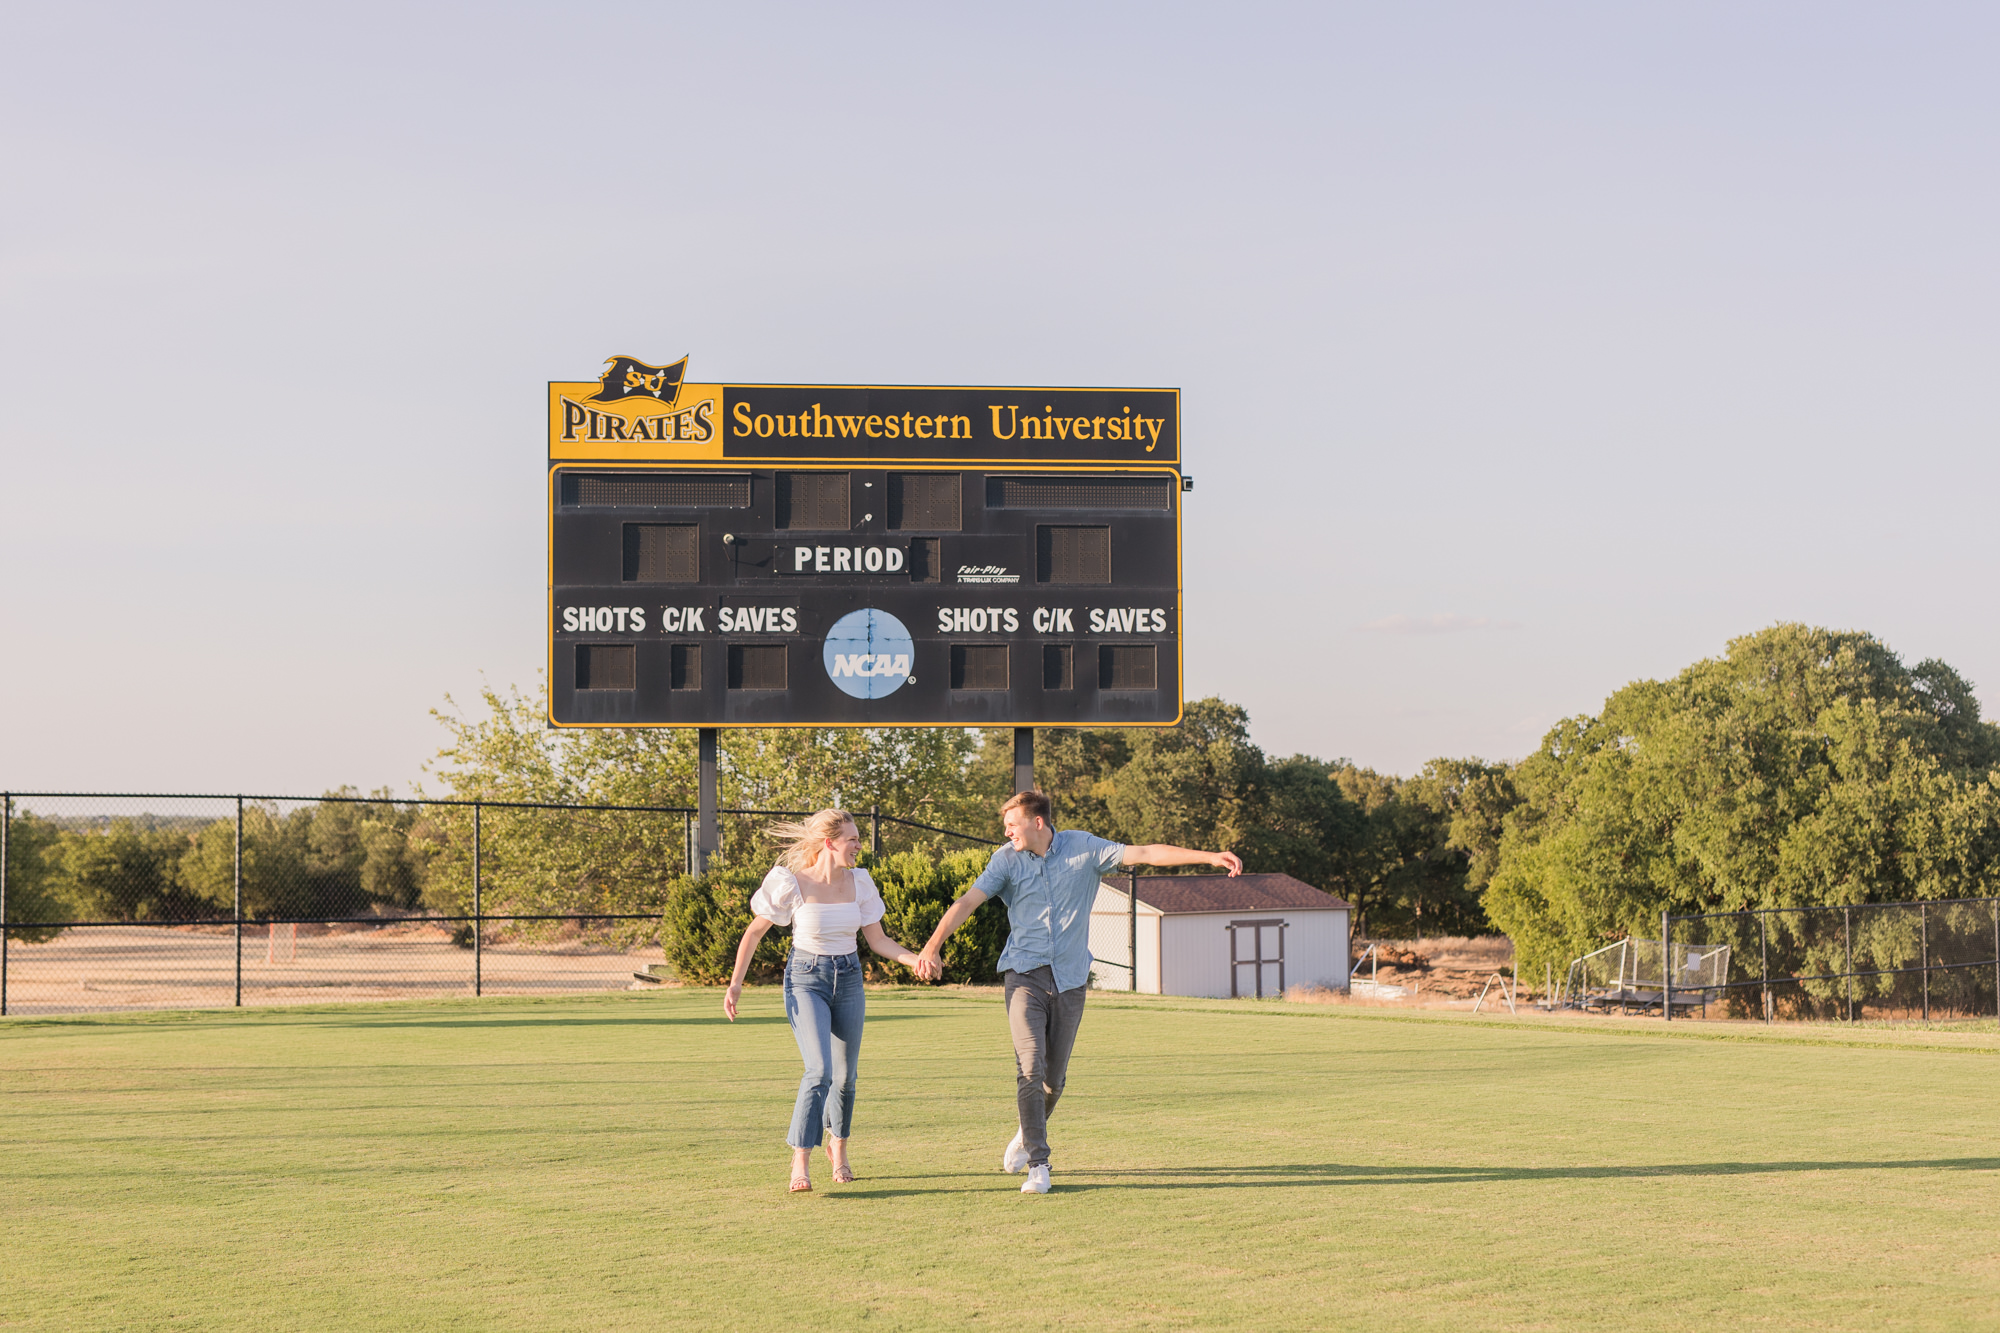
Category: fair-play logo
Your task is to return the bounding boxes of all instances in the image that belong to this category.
[823,609,915,699]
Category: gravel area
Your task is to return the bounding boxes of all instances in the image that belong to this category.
[1,924,668,1015]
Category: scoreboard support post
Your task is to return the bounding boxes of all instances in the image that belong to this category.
[2,792,10,1018]
[697,728,719,876]
[1014,728,1035,798]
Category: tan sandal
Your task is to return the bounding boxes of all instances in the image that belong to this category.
[789,1174,812,1193]
[825,1143,855,1183]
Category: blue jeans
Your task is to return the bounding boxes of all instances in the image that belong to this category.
[783,949,865,1149]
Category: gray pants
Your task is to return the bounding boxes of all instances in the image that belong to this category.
[1004,967,1087,1168]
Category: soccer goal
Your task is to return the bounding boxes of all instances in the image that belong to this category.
[1562,937,1729,1013]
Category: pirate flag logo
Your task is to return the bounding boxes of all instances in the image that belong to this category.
[587,355,688,407]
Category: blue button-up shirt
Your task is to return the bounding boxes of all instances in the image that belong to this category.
[975,830,1127,991]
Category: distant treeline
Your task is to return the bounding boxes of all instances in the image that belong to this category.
[2,795,428,936]
[11,624,1998,982]
[411,680,1510,941]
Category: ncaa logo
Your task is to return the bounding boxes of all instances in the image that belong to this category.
[823,608,915,699]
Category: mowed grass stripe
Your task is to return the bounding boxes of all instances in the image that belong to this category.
[5,989,2000,1331]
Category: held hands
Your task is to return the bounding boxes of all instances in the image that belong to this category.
[910,950,943,983]
[724,981,742,1021]
[1215,850,1244,877]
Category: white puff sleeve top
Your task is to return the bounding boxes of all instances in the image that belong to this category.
[749,866,885,957]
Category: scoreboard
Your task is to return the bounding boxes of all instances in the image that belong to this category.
[547,358,1185,729]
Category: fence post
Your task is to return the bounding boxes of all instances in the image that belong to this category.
[1992,899,1998,1023]
[1843,906,1852,1023]
[696,728,718,875]
[473,801,483,999]
[1921,901,1929,1022]
[1662,911,1671,1022]
[2,792,10,1018]
[1759,911,1769,1024]
[234,796,244,1008]
[1129,868,1139,993]
[870,805,880,858]
[684,811,695,879]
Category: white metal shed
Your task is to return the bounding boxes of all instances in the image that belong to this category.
[1087,873,1352,998]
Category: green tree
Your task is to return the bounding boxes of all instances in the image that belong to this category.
[178,804,327,919]
[50,819,208,921]
[964,726,1131,833]
[1396,757,1516,935]
[1329,765,1439,937]
[1484,624,2000,987]
[1316,766,1490,938]
[2,813,74,939]
[417,681,994,938]
[1240,754,1368,903]
[1103,698,1267,853]
[426,680,985,828]
[294,790,426,914]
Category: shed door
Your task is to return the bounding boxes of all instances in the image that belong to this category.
[1227,918,1287,998]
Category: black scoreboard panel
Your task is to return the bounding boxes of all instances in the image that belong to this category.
[547,464,1182,727]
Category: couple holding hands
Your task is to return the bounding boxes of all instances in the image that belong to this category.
[724,792,1241,1194]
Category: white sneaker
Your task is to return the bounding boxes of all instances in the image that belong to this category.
[1021,1164,1051,1194]
[1002,1129,1029,1174]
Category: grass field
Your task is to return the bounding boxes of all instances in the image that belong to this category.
[5,988,2000,1331]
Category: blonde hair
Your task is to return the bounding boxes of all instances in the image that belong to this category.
[765,808,858,874]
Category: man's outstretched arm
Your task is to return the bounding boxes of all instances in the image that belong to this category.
[1123,843,1243,876]
[918,885,991,970]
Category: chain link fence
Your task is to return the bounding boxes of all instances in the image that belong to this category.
[0,791,995,1016]
[1664,898,2000,1022]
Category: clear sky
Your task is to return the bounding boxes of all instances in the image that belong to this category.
[4,2,1997,794]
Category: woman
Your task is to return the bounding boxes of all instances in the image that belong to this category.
[724,809,933,1192]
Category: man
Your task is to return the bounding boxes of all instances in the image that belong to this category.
[918,790,1242,1194]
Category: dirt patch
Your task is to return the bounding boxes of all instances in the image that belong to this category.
[1293,936,1520,1009]
[0,924,670,1016]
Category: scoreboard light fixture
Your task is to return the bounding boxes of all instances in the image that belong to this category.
[547,356,1185,729]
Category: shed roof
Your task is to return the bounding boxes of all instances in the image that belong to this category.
[1099,872,1351,915]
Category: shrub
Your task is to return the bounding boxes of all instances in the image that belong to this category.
[868,848,1008,984]
[658,848,1009,986]
[659,867,784,984]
